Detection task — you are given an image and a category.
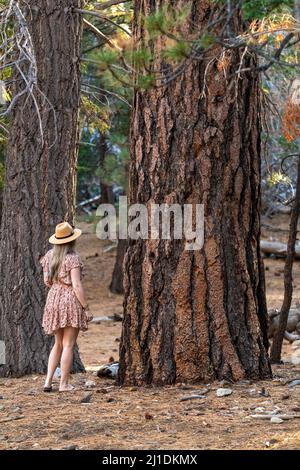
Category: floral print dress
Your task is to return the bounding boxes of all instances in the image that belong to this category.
[40,249,88,335]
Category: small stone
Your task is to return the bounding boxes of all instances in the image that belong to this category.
[62,445,78,450]
[288,379,300,387]
[237,379,252,386]
[219,380,232,386]
[26,389,38,396]
[156,425,165,432]
[84,380,96,389]
[11,406,21,413]
[266,438,278,447]
[254,407,265,413]
[145,412,154,420]
[281,394,290,400]
[224,428,232,433]
[195,388,209,395]
[80,393,93,404]
[259,387,270,397]
[270,416,284,424]
[0,396,4,400]
[216,388,233,397]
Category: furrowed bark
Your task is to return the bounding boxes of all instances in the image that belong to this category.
[118,0,271,385]
[0,1,84,376]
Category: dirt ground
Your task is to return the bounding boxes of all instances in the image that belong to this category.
[1,216,300,450]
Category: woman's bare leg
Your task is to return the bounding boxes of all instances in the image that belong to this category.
[59,326,79,391]
[44,329,63,388]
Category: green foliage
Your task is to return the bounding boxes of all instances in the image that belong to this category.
[81,96,110,134]
[97,146,129,190]
[213,0,293,19]
[124,48,152,70]
[162,40,191,61]
[267,170,290,187]
[97,49,119,69]
[143,4,191,39]
[136,74,156,89]
[242,0,293,19]
[195,33,216,49]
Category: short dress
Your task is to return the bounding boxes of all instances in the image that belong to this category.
[40,249,88,335]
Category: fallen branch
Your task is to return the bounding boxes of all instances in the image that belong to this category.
[262,222,300,234]
[76,194,101,209]
[260,240,300,259]
[0,415,24,424]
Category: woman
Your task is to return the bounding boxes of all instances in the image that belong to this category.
[40,221,93,392]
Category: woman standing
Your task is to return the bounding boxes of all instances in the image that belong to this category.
[40,222,93,392]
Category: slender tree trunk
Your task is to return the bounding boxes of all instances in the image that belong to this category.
[98,133,114,205]
[110,239,127,294]
[101,183,115,205]
[0,191,2,223]
[118,0,271,385]
[0,0,84,377]
[295,0,300,21]
[270,154,300,363]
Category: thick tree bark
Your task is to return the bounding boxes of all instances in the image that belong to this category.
[270,155,300,363]
[110,239,127,294]
[0,1,84,376]
[118,0,271,385]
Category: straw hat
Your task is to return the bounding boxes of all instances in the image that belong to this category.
[49,222,82,245]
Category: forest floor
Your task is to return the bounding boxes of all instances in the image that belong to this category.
[1,215,300,450]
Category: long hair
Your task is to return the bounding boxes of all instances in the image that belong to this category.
[48,240,76,282]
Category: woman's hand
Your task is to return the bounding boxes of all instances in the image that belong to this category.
[84,308,93,322]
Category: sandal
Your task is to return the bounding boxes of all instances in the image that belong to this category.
[43,385,53,392]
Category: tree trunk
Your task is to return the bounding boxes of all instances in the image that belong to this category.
[118,0,271,385]
[110,239,127,294]
[295,0,300,21]
[0,0,84,377]
[101,182,115,205]
[0,191,2,224]
[98,133,115,205]
[270,155,300,363]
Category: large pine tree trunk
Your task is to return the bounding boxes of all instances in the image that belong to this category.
[0,0,84,377]
[118,0,271,385]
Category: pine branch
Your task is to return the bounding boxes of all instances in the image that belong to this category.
[76,8,132,37]
[93,0,131,10]
[82,18,119,49]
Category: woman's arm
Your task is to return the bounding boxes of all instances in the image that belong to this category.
[44,274,52,288]
[70,267,87,307]
[70,267,93,321]
[40,254,52,288]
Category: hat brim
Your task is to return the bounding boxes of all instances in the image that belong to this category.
[49,228,82,245]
